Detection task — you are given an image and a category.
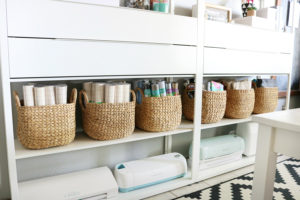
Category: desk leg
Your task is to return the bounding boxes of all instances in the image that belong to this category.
[252,125,277,200]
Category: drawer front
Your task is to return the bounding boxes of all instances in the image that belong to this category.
[204,48,291,74]
[7,0,197,45]
[205,20,293,54]
[9,38,197,78]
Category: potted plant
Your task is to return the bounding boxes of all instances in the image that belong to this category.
[247,7,257,17]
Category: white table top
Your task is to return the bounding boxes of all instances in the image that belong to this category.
[252,108,300,133]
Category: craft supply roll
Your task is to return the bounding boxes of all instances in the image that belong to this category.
[34,86,46,106]
[115,84,124,103]
[105,84,116,103]
[123,83,131,103]
[93,83,105,104]
[55,84,68,104]
[83,82,93,102]
[23,84,35,106]
[45,85,56,105]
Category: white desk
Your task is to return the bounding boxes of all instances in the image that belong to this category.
[251,108,300,200]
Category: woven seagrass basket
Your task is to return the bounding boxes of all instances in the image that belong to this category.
[135,88,182,132]
[13,88,77,150]
[202,90,227,124]
[253,87,278,114]
[79,90,135,141]
[225,89,255,119]
[182,89,194,121]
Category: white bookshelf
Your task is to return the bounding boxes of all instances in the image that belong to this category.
[0,0,295,199]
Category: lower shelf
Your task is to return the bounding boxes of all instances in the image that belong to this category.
[15,125,193,160]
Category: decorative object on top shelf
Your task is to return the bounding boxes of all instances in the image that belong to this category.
[114,153,187,192]
[135,88,182,132]
[124,0,150,9]
[79,90,136,141]
[13,88,77,150]
[246,6,257,16]
[241,0,254,17]
[192,3,232,23]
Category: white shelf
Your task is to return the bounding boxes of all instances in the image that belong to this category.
[198,156,255,181]
[113,170,193,200]
[15,122,193,160]
[201,117,252,130]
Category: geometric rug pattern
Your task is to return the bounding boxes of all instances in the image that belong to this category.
[173,158,300,200]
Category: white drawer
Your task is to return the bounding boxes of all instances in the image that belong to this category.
[203,47,291,75]
[204,20,293,54]
[8,38,197,78]
[7,0,197,46]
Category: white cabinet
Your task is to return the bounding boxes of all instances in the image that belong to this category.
[8,38,197,78]
[7,0,197,45]
[204,20,293,54]
[203,47,292,75]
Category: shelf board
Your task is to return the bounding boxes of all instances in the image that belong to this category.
[15,123,192,160]
[198,156,255,181]
[201,117,252,130]
[113,170,192,200]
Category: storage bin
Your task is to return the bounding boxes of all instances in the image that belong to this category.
[225,89,255,119]
[79,90,136,140]
[182,89,194,121]
[182,90,226,124]
[135,88,182,132]
[202,91,227,124]
[13,88,77,149]
[253,87,278,114]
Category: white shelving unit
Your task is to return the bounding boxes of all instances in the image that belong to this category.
[0,0,296,199]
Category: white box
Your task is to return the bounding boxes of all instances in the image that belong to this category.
[257,8,277,21]
[59,0,120,7]
[19,167,119,200]
[236,122,259,156]
[233,16,276,31]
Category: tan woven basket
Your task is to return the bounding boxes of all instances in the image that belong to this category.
[225,89,255,119]
[182,89,194,121]
[135,88,182,132]
[79,90,136,141]
[13,88,77,150]
[202,91,227,124]
[253,87,278,114]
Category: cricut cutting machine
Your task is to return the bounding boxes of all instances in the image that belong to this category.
[188,135,245,169]
[19,167,118,200]
[114,153,187,192]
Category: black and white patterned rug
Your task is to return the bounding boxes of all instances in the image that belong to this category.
[174,158,300,200]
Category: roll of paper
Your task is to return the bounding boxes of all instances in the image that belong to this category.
[105,84,115,103]
[45,85,55,106]
[123,83,131,103]
[115,84,124,103]
[93,83,105,104]
[83,82,93,102]
[34,86,46,106]
[55,84,68,104]
[23,84,35,106]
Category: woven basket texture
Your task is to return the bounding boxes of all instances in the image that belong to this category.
[13,88,77,149]
[182,89,194,121]
[202,90,227,124]
[225,89,255,119]
[135,88,182,132]
[79,90,135,141]
[253,87,278,114]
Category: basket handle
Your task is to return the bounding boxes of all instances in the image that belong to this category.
[79,90,89,112]
[130,90,136,104]
[69,88,78,104]
[135,87,145,104]
[13,91,21,108]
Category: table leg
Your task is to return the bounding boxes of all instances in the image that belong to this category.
[251,124,277,200]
